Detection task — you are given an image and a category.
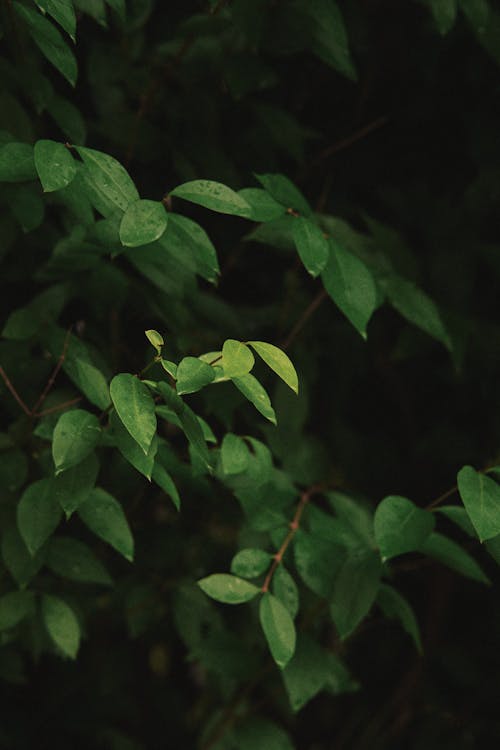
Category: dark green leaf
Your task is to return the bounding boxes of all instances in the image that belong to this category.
[255,173,312,216]
[52,409,101,473]
[152,462,180,510]
[17,478,62,556]
[377,584,422,652]
[259,592,296,668]
[0,591,35,631]
[110,410,157,480]
[374,495,435,561]
[292,216,329,277]
[78,487,134,561]
[1,526,46,589]
[34,0,77,40]
[47,536,112,584]
[282,634,331,712]
[76,146,139,211]
[272,565,299,619]
[53,451,99,517]
[221,433,251,475]
[420,532,490,583]
[238,188,285,222]
[457,465,500,541]
[428,0,457,34]
[34,139,76,192]
[14,3,77,85]
[330,548,381,639]
[170,180,251,216]
[0,143,36,182]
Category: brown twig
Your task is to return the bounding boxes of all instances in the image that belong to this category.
[0,365,32,415]
[35,397,82,418]
[280,288,328,351]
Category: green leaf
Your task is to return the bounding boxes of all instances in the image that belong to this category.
[294,532,343,597]
[255,173,312,216]
[230,718,295,750]
[221,433,251,475]
[105,0,126,21]
[110,410,157,480]
[42,594,80,659]
[1,526,46,589]
[47,536,112,585]
[47,95,86,143]
[119,199,168,247]
[272,565,299,619]
[457,465,500,541]
[34,139,76,192]
[145,329,164,354]
[459,0,489,31]
[330,549,381,639]
[232,373,277,424]
[170,179,251,216]
[52,409,101,473]
[383,274,451,350]
[322,239,378,338]
[231,548,272,578]
[17,478,62,556]
[292,216,329,277]
[110,373,157,454]
[14,3,77,85]
[259,592,296,669]
[78,487,134,561]
[374,495,435,561]
[158,383,211,468]
[248,341,298,394]
[419,532,490,584]
[176,357,216,395]
[437,505,476,536]
[282,634,332,712]
[427,0,457,34]
[152,463,181,510]
[34,0,77,40]
[377,584,422,652]
[76,146,139,211]
[197,574,260,604]
[167,214,220,283]
[53,451,99,517]
[238,188,285,222]
[222,339,255,377]
[0,142,36,182]
[0,591,35,631]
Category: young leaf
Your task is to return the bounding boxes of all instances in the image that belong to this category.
[377,584,422,652]
[47,536,112,585]
[374,495,435,561]
[0,142,37,182]
[78,487,134,561]
[0,591,35,631]
[292,216,329,277]
[152,463,181,511]
[170,180,251,217]
[110,410,157,480]
[2,526,46,589]
[419,532,490,584]
[145,329,164,355]
[14,3,77,86]
[176,357,216,395]
[232,373,277,424]
[110,373,157,455]
[321,239,378,338]
[17,478,62,556]
[76,146,139,211]
[119,199,168,247]
[52,409,101,473]
[42,594,80,659]
[272,565,299,619]
[221,433,251,475]
[248,341,298,394]
[259,592,296,669]
[254,173,312,216]
[53,451,99,517]
[34,139,76,192]
[197,574,260,604]
[231,548,272,579]
[457,465,500,541]
[221,339,255,377]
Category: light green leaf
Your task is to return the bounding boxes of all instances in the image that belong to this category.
[160,359,177,379]
[119,199,168,247]
[76,146,139,211]
[110,373,157,454]
[0,591,35,631]
[259,592,296,668]
[419,532,490,583]
[145,329,164,354]
[53,451,99,517]
[78,487,134,561]
[457,465,500,541]
[238,188,285,222]
[17,478,62,556]
[47,536,112,584]
[198,573,260,604]
[222,339,255,378]
[34,139,76,192]
[221,433,251,475]
[330,549,381,639]
[232,373,277,424]
[377,584,422,652]
[1,526,46,589]
[52,409,101,473]
[427,0,457,34]
[383,274,451,350]
[152,463,180,510]
[110,410,157,480]
[248,341,298,394]
[42,594,80,658]
[272,565,299,619]
[255,173,312,216]
[0,142,36,182]
[176,357,216,395]
[292,215,329,277]
[170,179,251,216]
[374,495,435,561]
[14,3,77,85]
[322,238,378,338]
[231,548,271,579]
[34,0,77,40]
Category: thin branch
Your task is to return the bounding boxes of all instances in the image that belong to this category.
[426,484,458,511]
[35,396,82,418]
[0,365,32,415]
[280,288,328,351]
